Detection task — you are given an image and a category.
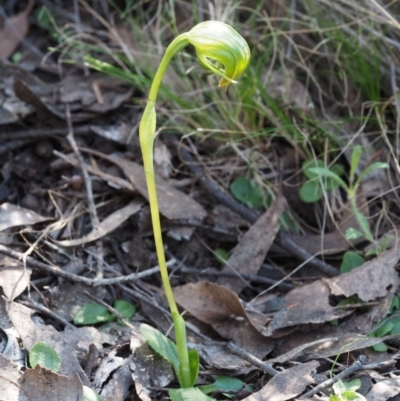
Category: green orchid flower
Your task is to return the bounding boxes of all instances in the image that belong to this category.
[139,21,250,389]
[187,21,251,87]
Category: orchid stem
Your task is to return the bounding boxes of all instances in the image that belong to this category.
[139,34,191,387]
[138,21,250,389]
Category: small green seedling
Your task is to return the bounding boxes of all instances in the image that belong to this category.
[230,176,264,209]
[214,248,229,265]
[30,341,102,400]
[30,342,61,372]
[198,376,248,398]
[329,379,366,401]
[369,294,400,352]
[300,159,345,203]
[340,251,365,274]
[138,20,250,392]
[74,300,136,326]
[308,145,389,243]
[230,176,298,232]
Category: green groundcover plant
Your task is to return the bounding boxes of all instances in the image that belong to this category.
[138,20,250,397]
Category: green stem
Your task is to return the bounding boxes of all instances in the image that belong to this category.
[139,33,189,315]
[139,33,192,387]
[173,312,191,387]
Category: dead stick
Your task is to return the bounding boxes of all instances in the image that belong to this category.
[65,105,103,279]
[0,244,163,286]
[227,341,278,376]
[20,297,75,329]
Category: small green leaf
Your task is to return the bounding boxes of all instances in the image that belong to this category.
[365,235,392,256]
[350,145,362,183]
[337,295,360,307]
[308,167,348,190]
[213,376,246,391]
[215,248,229,264]
[302,159,325,179]
[389,295,400,314]
[326,164,345,191]
[114,300,136,325]
[345,227,364,240]
[356,162,389,185]
[373,321,394,337]
[199,376,245,395]
[35,6,54,29]
[188,349,200,387]
[372,342,388,352]
[333,379,361,394]
[331,380,366,401]
[340,251,365,274]
[230,177,263,209]
[11,52,23,63]
[169,388,215,401]
[29,342,61,372]
[74,302,115,325]
[299,180,323,203]
[83,386,102,401]
[354,211,373,241]
[279,210,299,232]
[140,324,180,370]
[388,316,400,335]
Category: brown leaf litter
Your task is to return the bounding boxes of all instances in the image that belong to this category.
[0,0,34,59]
[216,197,284,292]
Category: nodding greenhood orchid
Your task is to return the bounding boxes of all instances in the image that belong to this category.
[139,21,250,389]
[187,21,251,88]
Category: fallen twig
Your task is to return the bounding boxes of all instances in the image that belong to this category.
[0,243,166,286]
[65,105,103,278]
[227,341,279,376]
[20,297,75,329]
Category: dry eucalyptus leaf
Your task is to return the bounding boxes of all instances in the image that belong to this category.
[98,357,133,401]
[19,366,83,401]
[366,377,400,401]
[93,348,124,390]
[242,361,319,401]
[0,203,50,231]
[0,0,34,58]
[90,123,133,144]
[109,156,207,222]
[0,354,21,401]
[174,281,274,356]
[13,79,64,123]
[55,200,143,247]
[217,197,284,292]
[8,302,89,385]
[131,343,175,389]
[0,255,31,300]
[265,243,400,335]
